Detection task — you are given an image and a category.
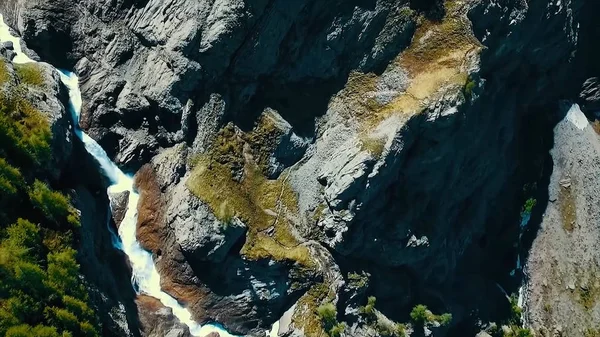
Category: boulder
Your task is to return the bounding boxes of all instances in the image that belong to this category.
[167,181,246,264]
[136,295,192,337]
[108,190,129,228]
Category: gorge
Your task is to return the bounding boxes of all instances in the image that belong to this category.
[0,0,600,337]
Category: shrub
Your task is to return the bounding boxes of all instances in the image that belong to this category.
[29,180,79,227]
[329,322,346,337]
[6,219,40,255]
[317,303,337,327]
[521,198,536,217]
[410,304,452,327]
[359,296,377,320]
[0,95,51,167]
[508,294,522,325]
[0,59,9,84]
[46,248,83,297]
[0,158,23,197]
[44,307,79,334]
[62,296,94,321]
[410,304,430,326]
[438,313,452,326]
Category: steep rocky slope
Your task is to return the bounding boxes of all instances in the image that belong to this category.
[2,0,600,336]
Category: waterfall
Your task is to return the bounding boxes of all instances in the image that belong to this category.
[0,14,238,337]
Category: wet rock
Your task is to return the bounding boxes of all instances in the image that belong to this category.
[136,295,192,337]
[134,164,164,254]
[109,190,129,228]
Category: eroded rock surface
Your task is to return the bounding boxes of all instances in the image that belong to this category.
[3,0,600,336]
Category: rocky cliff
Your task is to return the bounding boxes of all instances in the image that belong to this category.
[2,0,600,336]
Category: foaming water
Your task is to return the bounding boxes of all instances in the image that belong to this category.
[60,70,239,337]
[0,13,239,337]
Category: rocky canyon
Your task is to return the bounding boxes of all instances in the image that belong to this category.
[0,0,599,337]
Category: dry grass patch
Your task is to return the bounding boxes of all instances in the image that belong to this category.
[291,283,335,337]
[559,184,576,232]
[592,119,600,135]
[574,268,600,311]
[334,2,479,131]
[244,112,285,174]
[15,63,45,87]
[187,122,313,267]
[360,134,386,158]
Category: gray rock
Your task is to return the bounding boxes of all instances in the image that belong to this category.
[524,104,600,335]
[108,190,129,228]
[167,180,246,263]
[579,77,600,113]
[136,295,192,337]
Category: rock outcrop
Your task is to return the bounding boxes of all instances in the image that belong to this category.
[523,104,600,336]
[3,0,600,336]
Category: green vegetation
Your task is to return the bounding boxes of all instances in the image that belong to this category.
[29,180,80,227]
[317,303,337,326]
[0,57,99,336]
[317,302,346,337]
[520,198,537,218]
[585,328,600,337]
[347,271,370,289]
[14,63,45,87]
[0,91,52,167]
[574,269,600,311]
[359,296,378,320]
[358,296,407,337]
[334,1,480,132]
[0,218,98,337]
[464,76,476,98]
[0,59,9,84]
[375,320,406,337]
[187,121,313,267]
[292,283,335,337]
[409,304,452,327]
[488,295,533,337]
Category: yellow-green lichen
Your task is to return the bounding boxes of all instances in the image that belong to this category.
[334,3,480,132]
[187,119,313,267]
[243,112,284,175]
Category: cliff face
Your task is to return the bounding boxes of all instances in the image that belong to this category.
[2,0,600,336]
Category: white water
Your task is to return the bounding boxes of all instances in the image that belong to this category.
[0,14,240,337]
